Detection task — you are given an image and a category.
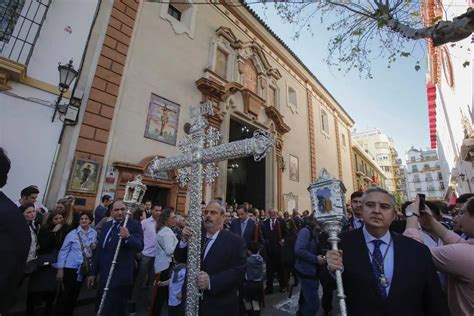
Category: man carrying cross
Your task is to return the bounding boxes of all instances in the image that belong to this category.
[174,200,246,316]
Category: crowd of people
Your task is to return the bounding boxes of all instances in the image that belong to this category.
[1,146,473,316]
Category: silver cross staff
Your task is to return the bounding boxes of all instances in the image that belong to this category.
[308,168,348,316]
[147,101,273,316]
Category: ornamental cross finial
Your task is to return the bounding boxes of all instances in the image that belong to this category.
[147,101,273,316]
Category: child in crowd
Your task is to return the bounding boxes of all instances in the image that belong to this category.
[243,241,264,316]
[167,263,186,316]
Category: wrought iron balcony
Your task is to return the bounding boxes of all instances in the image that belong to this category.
[1,0,51,65]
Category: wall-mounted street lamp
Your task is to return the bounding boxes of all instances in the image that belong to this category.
[51,59,78,122]
[459,173,473,193]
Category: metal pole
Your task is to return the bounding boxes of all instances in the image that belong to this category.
[97,208,133,316]
[325,221,347,316]
[184,162,203,316]
[51,92,64,122]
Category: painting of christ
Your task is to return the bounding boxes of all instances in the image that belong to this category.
[144,93,180,145]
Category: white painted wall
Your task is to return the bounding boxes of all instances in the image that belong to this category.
[1,0,99,205]
[28,0,98,85]
[434,1,473,195]
[0,83,62,202]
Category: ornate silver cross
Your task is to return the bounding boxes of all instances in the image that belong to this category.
[147,101,273,316]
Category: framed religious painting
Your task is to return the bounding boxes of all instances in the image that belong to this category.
[67,158,101,193]
[289,154,299,182]
[283,192,298,212]
[144,93,180,145]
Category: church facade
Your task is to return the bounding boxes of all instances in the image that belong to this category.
[57,0,355,213]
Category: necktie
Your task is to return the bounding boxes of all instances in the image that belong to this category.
[371,239,387,299]
[241,221,246,236]
[103,222,120,248]
[271,219,275,231]
[202,237,212,259]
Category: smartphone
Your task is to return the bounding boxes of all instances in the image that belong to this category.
[418,194,426,212]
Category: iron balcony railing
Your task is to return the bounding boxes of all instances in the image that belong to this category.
[0,0,51,65]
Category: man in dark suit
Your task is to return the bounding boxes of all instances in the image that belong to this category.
[348,191,364,230]
[0,148,31,314]
[175,200,246,316]
[229,204,263,246]
[261,208,287,294]
[327,187,449,316]
[88,200,144,316]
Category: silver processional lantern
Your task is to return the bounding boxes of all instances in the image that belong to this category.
[308,168,347,316]
[123,175,147,207]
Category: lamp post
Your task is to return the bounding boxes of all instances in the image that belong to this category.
[459,173,472,193]
[51,59,78,122]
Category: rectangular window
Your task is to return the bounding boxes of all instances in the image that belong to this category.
[288,87,297,108]
[215,48,228,79]
[321,108,329,134]
[437,172,443,180]
[375,142,388,149]
[440,182,445,190]
[341,133,346,147]
[0,0,25,43]
[412,165,418,172]
[167,4,182,21]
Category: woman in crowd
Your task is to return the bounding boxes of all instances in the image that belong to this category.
[28,210,70,315]
[56,212,97,316]
[19,204,38,315]
[152,208,178,316]
[404,197,474,316]
[21,204,38,272]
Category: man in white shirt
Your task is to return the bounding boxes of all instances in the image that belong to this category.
[130,204,161,311]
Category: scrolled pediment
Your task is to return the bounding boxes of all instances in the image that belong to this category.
[216,26,243,49]
[265,106,290,135]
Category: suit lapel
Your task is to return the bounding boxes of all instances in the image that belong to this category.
[202,230,224,267]
[387,232,402,301]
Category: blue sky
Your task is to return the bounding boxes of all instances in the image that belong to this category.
[250,4,431,160]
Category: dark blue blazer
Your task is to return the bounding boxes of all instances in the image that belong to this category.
[261,218,287,256]
[229,218,263,246]
[0,192,30,313]
[92,219,143,289]
[339,228,449,316]
[175,229,246,316]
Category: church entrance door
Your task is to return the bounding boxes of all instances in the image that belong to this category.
[226,119,266,209]
[143,185,169,208]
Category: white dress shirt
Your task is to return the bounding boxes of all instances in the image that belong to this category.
[141,217,157,257]
[352,216,364,229]
[362,226,394,294]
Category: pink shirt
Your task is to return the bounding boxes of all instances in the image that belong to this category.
[404,228,474,316]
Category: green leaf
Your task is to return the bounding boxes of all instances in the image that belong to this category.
[400,52,411,57]
[415,65,421,71]
[463,61,470,68]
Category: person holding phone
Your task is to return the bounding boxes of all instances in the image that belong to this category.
[404,195,474,316]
